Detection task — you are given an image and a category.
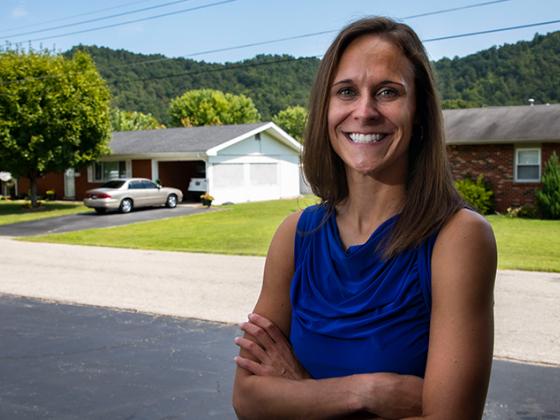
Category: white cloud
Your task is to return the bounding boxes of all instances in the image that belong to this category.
[11,5,28,18]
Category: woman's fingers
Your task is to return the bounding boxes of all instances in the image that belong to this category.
[234,336,268,362]
[248,313,289,345]
[234,356,268,376]
[240,320,275,349]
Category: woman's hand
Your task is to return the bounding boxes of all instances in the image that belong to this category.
[234,312,310,380]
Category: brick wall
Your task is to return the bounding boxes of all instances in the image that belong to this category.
[132,160,152,179]
[447,143,560,212]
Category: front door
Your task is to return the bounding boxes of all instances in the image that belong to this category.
[64,169,75,199]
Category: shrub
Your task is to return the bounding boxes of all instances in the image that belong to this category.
[454,175,494,215]
[536,152,560,219]
[506,204,537,218]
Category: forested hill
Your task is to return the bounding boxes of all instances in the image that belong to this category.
[433,31,560,109]
[65,30,560,124]
[64,46,320,124]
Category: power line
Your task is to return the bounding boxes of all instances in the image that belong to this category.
[110,18,560,84]
[423,19,560,42]
[0,0,157,34]
[105,0,514,69]
[3,0,237,45]
[1,0,197,39]
[400,0,510,20]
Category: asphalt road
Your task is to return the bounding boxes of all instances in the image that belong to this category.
[0,203,213,236]
[1,210,559,419]
[1,295,559,420]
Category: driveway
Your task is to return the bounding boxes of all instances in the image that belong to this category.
[1,295,559,420]
[0,203,214,236]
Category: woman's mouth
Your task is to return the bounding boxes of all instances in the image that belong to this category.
[346,132,387,144]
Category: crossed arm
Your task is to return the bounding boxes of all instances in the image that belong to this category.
[232,209,497,419]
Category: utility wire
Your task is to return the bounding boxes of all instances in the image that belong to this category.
[423,19,560,42]
[1,0,197,39]
[0,0,157,34]
[105,0,514,68]
[111,18,560,84]
[13,0,237,44]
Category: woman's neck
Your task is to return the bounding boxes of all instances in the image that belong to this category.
[335,172,406,246]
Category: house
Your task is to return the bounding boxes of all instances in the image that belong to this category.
[444,104,560,212]
[16,122,302,205]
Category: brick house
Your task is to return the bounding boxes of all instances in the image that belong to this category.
[444,104,560,212]
[15,122,302,205]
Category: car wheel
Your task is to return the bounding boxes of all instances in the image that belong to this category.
[166,194,178,208]
[94,208,106,215]
[119,198,133,213]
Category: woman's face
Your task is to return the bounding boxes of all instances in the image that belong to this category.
[328,35,416,182]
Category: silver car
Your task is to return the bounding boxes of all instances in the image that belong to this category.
[84,178,183,214]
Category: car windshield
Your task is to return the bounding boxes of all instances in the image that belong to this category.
[100,180,126,189]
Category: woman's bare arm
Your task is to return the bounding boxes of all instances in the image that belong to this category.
[232,211,423,419]
[402,209,497,419]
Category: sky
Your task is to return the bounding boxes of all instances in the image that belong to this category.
[0,0,559,63]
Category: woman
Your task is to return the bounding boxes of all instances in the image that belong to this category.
[233,17,496,419]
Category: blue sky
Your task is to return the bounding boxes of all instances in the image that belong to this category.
[1,0,559,63]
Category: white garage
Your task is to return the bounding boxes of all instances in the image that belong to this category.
[105,122,302,205]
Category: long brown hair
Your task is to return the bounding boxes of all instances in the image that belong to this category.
[302,16,464,258]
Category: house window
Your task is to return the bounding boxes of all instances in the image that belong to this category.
[93,161,127,182]
[515,148,541,182]
[213,163,244,188]
[249,163,278,186]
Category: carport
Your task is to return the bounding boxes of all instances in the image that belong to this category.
[157,160,205,202]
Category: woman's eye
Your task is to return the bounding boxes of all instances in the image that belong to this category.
[337,87,356,98]
[377,88,398,99]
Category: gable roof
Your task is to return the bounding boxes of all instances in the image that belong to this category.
[444,104,560,145]
[110,122,270,155]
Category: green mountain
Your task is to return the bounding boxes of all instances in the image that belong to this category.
[433,31,560,108]
[64,46,320,124]
[65,30,560,124]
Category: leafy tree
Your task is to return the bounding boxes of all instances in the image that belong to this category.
[0,49,111,206]
[168,88,260,127]
[536,152,560,219]
[272,105,308,142]
[110,108,164,131]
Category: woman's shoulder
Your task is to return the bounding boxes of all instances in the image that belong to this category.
[437,208,494,246]
[432,208,497,290]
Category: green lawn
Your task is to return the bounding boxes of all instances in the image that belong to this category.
[20,199,560,272]
[25,197,319,256]
[487,215,560,272]
[0,200,88,225]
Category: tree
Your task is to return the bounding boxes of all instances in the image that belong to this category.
[168,88,260,127]
[110,108,164,131]
[536,152,560,219]
[272,105,308,142]
[0,49,111,206]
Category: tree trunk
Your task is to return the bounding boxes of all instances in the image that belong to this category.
[29,174,39,207]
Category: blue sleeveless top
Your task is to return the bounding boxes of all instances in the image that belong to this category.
[290,204,437,379]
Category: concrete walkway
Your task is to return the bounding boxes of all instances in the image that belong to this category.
[2,236,559,366]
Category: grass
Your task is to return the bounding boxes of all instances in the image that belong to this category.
[25,196,319,256]
[0,200,88,226]
[487,215,560,272]
[19,198,560,272]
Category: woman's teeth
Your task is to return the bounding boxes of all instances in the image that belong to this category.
[348,133,386,143]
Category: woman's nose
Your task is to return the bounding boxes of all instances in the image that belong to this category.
[353,95,381,120]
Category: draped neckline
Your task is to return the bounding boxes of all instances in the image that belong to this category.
[330,211,400,256]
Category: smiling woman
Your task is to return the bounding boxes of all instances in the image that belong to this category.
[327,34,416,187]
[232,16,497,420]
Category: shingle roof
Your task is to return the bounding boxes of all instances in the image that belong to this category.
[110,122,269,154]
[444,104,560,144]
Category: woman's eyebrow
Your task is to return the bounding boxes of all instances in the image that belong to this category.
[331,79,353,86]
[378,80,405,87]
